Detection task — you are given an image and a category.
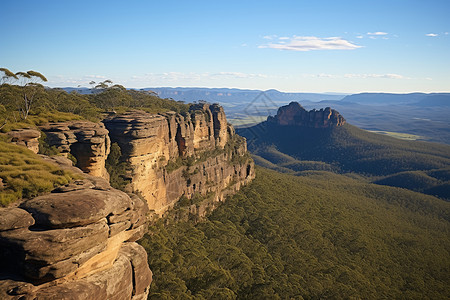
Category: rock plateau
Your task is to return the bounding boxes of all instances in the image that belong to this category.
[267,101,346,128]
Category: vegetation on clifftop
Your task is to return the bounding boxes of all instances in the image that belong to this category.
[0,135,77,206]
[0,75,190,132]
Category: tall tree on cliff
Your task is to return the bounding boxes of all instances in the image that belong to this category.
[0,68,18,85]
[15,70,47,119]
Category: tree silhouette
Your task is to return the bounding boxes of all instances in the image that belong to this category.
[15,70,48,119]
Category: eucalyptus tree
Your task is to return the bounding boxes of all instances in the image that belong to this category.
[14,70,48,119]
[0,68,18,85]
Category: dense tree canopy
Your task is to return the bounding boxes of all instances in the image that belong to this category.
[141,167,450,299]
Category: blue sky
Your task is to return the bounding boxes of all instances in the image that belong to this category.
[1,0,449,93]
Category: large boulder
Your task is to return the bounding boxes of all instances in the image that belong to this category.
[0,157,151,299]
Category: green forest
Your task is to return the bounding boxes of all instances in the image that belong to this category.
[1,69,450,298]
[0,70,189,206]
[238,122,450,201]
[140,167,450,299]
[0,70,188,133]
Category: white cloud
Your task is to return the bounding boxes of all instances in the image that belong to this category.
[211,72,268,79]
[356,35,364,39]
[263,35,277,40]
[85,75,106,79]
[344,73,406,79]
[259,36,362,51]
[125,72,272,84]
[301,73,407,80]
[426,33,438,37]
[367,32,388,35]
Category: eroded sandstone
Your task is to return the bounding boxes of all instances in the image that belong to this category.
[40,121,110,179]
[104,104,254,215]
[268,101,346,128]
[0,157,151,300]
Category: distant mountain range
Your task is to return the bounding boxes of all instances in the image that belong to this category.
[60,86,450,107]
[59,87,450,144]
[341,92,450,106]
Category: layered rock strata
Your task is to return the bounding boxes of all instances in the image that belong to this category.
[0,156,151,300]
[104,104,254,215]
[40,121,110,180]
[268,101,346,128]
[7,129,41,154]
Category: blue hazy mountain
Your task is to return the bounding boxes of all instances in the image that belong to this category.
[143,87,347,103]
[342,92,450,106]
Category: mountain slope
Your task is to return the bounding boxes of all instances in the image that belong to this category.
[140,167,450,299]
[239,122,450,176]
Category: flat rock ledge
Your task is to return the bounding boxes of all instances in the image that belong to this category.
[0,156,152,300]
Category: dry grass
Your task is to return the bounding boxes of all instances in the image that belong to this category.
[0,136,78,206]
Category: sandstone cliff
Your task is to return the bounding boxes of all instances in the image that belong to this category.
[267,101,346,128]
[0,156,151,300]
[0,103,254,299]
[40,121,111,180]
[7,129,41,154]
[104,103,254,215]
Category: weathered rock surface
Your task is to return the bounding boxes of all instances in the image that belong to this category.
[1,103,253,299]
[7,129,41,153]
[267,101,346,128]
[40,121,110,179]
[104,104,255,215]
[0,157,151,300]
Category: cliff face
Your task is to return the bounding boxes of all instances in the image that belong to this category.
[0,156,151,300]
[267,101,346,128]
[40,121,111,180]
[104,104,254,215]
[0,103,254,299]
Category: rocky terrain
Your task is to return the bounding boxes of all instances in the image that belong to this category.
[104,103,254,215]
[0,103,254,299]
[0,156,151,299]
[40,121,111,180]
[267,101,345,128]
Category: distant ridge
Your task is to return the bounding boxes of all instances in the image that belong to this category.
[342,92,450,106]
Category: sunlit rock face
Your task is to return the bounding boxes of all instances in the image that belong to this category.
[7,129,41,154]
[104,104,254,215]
[40,121,111,180]
[0,103,254,299]
[267,101,346,128]
[0,157,151,300]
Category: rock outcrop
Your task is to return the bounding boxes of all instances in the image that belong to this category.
[40,121,110,180]
[267,101,346,128]
[0,157,151,300]
[7,129,41,154]
[104,104,254,215]
[0,103,254,299]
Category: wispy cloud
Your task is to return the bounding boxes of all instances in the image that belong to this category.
[300,73,408,79]
[425,33,438,37]
[344,73,406,79]
[211,72,268,79]
[259,36,362,51]
[367,32,388,36]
